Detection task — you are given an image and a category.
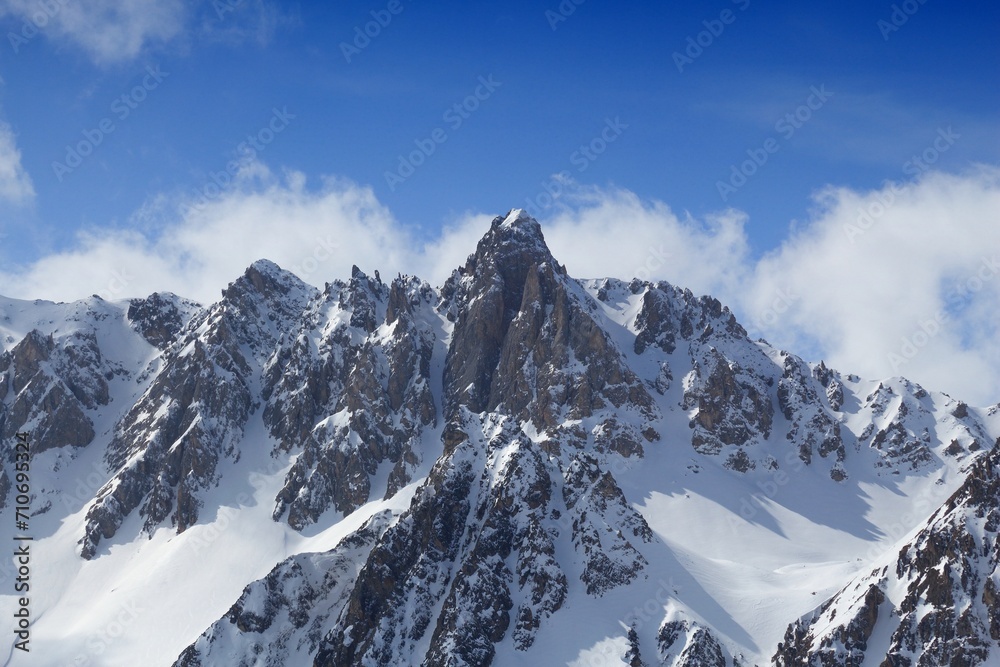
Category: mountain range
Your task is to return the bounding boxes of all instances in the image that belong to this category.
[2,209,998,666]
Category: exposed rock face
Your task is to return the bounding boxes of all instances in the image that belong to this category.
[78,257,442,555]
[777,354,845,476]
[442,211,560,415]
[80,330,255,558]
[684,346,773,459]
[627,277,782,470]
[312,413,490,666]
[244,409,657,667]
[857,379,989,474]
[127,292,199,349]
[772,445,1000,666]
[174,511,393,667]
[812,361,844,412]
[443,211,654,428]
[658,619,730,667]
[265,271,438,529]
[631,281,749,354]
[171,214,669,666]
[0,329,111,453]
[562,453,652,596]
[773,582,884,667]
[80,262,313,558]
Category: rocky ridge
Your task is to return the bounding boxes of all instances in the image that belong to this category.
[0,210,997,666]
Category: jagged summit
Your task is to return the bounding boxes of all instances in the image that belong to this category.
[497,207,540,232]
[466,208,559,273]
[226,257,313,300]
[443,211,596,416]
[248,257,284,274]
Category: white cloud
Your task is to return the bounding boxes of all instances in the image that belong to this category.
[504,172,1000,406]
[539,183,752,300]
[416,183,752,298]
[0,165,417,306]
[415,210,495,284]
[1,164,998,406]
[746,167,1000,406]
[0,120,34,204]
[1,0,186,64]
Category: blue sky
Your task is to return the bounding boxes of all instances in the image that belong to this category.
[0,0,999,404]
[2,0,997,257]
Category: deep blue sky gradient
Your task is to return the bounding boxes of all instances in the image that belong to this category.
[1,0,997,266]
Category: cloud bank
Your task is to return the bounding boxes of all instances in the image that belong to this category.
[1,162,998,407]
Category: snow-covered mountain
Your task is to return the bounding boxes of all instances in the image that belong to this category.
[1,210,998,666]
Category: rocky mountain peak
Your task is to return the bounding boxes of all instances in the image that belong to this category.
[216,258,317,359]
[127,292,197,349]
[469,209,561,275]
[224,258,309,304]
[496,207,541,233]
[442,211,637,421]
